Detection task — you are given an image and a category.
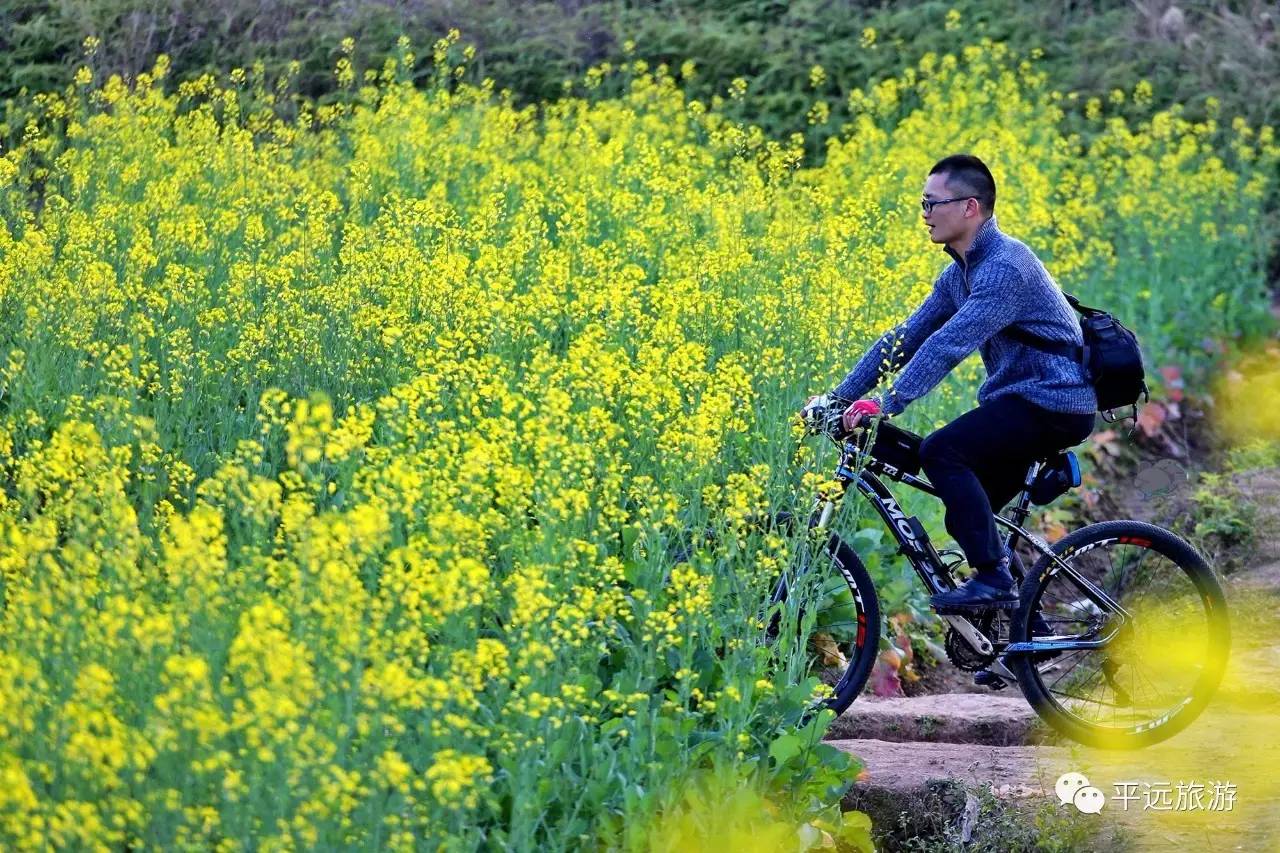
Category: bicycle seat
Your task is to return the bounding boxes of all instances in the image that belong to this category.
[1027,450,1082,505]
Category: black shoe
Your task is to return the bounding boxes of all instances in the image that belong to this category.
[972,668,1010,690]
[930,575,1019,613]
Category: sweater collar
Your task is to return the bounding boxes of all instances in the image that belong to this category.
[944,214,1000,269]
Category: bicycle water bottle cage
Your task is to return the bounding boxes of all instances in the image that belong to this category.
[1029,450,1081,506]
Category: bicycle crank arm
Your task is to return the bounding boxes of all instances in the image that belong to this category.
[941,615,994,656]
[987,655,1019,684]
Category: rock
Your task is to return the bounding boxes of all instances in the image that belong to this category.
[830,738,1077,845]
[1157,6,1187,42]
[830,738,1069,802]
[825,693,1040,746]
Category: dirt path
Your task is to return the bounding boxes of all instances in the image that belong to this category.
[830,445,1280,850]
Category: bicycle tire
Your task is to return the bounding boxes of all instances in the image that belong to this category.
[1008,519,1230,749]
[780,530,882,716]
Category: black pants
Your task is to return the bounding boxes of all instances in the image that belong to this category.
[918,394,1095,570]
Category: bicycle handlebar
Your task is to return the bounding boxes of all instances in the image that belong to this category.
[800,394,884,443]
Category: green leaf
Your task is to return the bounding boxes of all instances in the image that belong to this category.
[768,732,803,766]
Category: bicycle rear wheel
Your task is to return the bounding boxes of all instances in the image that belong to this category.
[1008,520,1230,749]
[768,524,881,716]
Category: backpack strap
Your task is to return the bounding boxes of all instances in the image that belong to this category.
[1003,289,1102,361]
[1062,291,1105,317]
[1003,324,1085,362]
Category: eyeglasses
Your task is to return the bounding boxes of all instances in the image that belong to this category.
[921,196,975,214]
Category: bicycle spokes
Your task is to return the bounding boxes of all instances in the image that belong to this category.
[1029,540,1215,734]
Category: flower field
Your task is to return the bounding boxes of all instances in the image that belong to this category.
[0,31,1275,850]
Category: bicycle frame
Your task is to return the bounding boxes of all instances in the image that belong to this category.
[804,428,1131,660]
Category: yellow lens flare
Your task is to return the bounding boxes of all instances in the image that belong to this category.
[1211,343,1280,446]
[641,770,874,853]
[1056,590,1277,848]
[1038,586,1212,732]
[1033,348,1280,843]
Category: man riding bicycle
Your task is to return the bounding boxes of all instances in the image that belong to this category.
[804,154,1095,612]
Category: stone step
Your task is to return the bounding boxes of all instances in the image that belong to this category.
[825,692,1041,746]
[836,702,1280,850]
[829,737,1069,801]
[830,738,1079,844]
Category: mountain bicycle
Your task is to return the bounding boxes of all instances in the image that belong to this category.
[768,396,1230,750]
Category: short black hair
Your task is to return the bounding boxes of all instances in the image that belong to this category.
[929,154,996,216]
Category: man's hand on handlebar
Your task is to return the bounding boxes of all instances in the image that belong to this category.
[841,398,882,432]
[797,393,885,439]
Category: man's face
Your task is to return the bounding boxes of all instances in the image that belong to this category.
[921,172,979,246]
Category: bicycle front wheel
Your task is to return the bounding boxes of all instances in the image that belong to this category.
[1008,520,1230,749]
[768,525,882,716]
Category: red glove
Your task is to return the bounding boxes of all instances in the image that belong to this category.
[842,398,881,432]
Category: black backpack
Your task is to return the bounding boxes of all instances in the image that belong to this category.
[1005,292,1150,422]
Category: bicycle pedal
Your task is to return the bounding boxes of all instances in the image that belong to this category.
[972,669,1009,690]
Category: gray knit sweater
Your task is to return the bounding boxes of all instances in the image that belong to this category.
[832,215,1096,416]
